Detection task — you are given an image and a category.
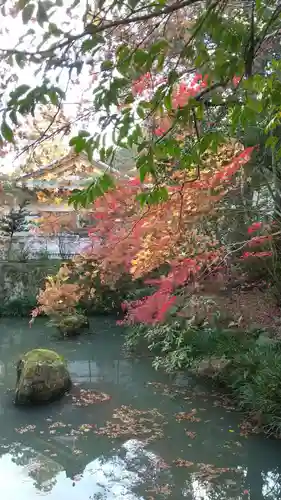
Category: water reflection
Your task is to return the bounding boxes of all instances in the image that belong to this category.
[0,317,280,499]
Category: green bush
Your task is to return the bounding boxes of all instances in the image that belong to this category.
[0,296,37,317]
[124,318,281,436]
[223,341,281,435]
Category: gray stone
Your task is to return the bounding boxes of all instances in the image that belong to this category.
[15,348,71,405]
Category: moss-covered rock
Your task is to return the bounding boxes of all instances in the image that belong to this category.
[15,349,71,405]
[50,313,89,338]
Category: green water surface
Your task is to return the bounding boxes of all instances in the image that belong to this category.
[0,317,280,499]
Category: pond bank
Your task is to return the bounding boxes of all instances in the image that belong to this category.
[0,317,280,499]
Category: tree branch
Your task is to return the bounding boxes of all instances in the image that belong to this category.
[1,0,202,58]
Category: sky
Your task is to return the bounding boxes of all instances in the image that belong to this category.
[0,0,103,174]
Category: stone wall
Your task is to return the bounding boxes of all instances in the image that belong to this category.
[0,233,93,260]
[0,261,60,302]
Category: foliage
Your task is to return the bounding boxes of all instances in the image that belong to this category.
[0,0,281,208]
[125,317,281,436]
[34,212,77,234]
[48,311,88,338]
[34,273,83,318]
[0,200,29,259]
[32,271,89,336]
[33,142,256,324]
[0,295,38,317]
[0,201,29,235]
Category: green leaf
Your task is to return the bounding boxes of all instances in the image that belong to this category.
[164,94,172,111]
[136,105,146,119]
[101,60,113,71]
[17,0,30,10]
[37,1,48,26]
[69,136,86,153]
[48,89,60,105]
[82,38,97,53]
[9,110,18,126]
[22,3,34,23]
[137,152,155,182]
[11,84,30,100]
[128,0,139,7]
[137,187,169,206]
[15,53,25,68]
[265,135,278,150]
[133,49,147,68]
[69,173,115,208]
[246,97,263,113]
[156,52,165,72]
[1,121,14,142]
[48,22,60,35]
[168,70,178,86]
[150,39,169,56]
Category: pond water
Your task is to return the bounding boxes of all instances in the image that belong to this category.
[0,317,280,499]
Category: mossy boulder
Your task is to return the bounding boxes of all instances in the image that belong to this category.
[50,313,89,338]
[15,349,71,405]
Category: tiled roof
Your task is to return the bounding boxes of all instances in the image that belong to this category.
[15,151,125,183]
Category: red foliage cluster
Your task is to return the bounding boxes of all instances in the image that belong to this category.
[247,221,262,233]
[171,74,209,109]
[82,146,255,325]
[247,235,272,247]
[241,222,274,260]
[131,71,242,137]
[131,72,166,96]
[232,76,241,87]
[241,251,273,259]
[131,71,211,136]
[35,143,258,326]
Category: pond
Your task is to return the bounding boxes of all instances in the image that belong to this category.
[0,317,280,499]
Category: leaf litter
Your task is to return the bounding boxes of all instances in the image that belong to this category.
[146,381,236,411]
[175,409,201,423]
[185,430,197,439]
[71,388,111,407]
[95,405,167,443]
[15,424,36,434]
[173,459,243,483]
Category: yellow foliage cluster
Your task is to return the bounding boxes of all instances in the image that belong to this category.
[37,272,83,317]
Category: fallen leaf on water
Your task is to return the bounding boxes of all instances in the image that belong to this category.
[15,425,36,434]
[49,421,67,429]
[173,459,194,468]
[185,430,197,439]
[71,389,111,407]
[146,484,172,496]
[195,462,242,482]
[95,405,166,443]
[72,449,83,455]
[175,409,201,423]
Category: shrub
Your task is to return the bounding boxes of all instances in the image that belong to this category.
[0,296,37,317]
[223,340,281,435]
[124,318,281,436]
[49,312,89,338]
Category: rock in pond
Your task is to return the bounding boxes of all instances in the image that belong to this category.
[15,349,71,405]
